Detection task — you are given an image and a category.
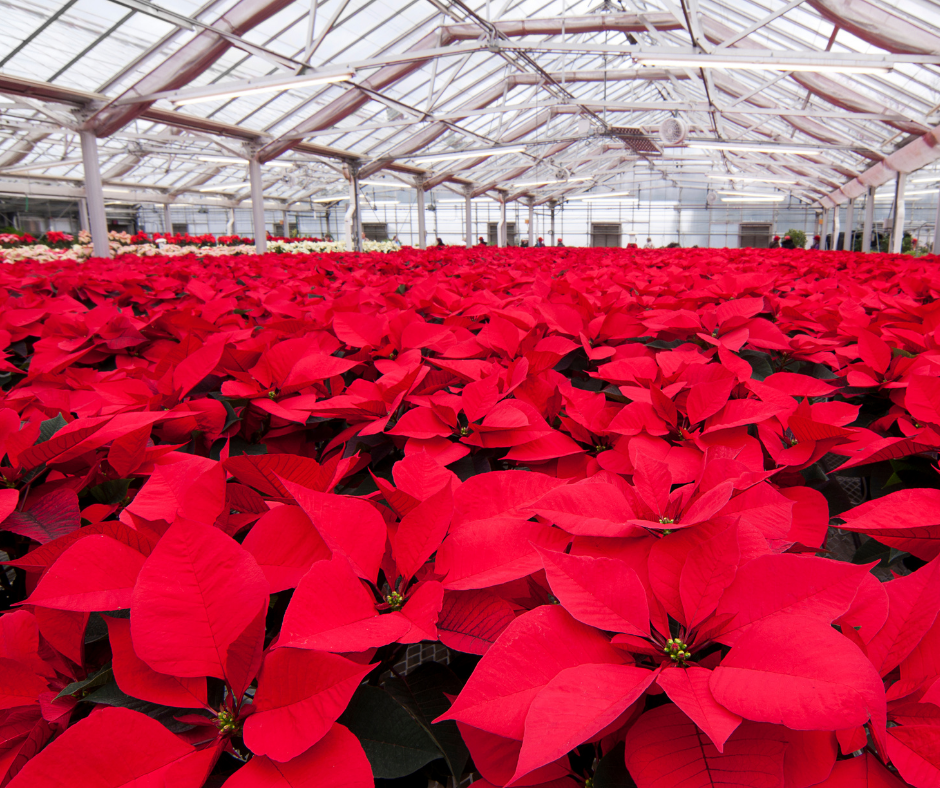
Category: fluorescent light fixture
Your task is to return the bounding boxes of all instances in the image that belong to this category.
[707,174,798,183]
[720,195,786,202]
[362,200,400,206]
[874,189,936,199]
[103,186,138,193]
[197,156,247,165]
[512,176,592,188]
[408,146,527,162]
[689,142,824,155]
[172,72,355,106]
[311,195,349,202]
[568,190,634,200]
[910,175,940,183]
[716,190,787,197]
[359,180,402,188]
[437,198,492,203]
[572,199,638,204]
[635,56,891,74]
[197,184,246,192]
[266,161,294,169]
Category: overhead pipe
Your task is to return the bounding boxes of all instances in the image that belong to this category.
[699,16,930,138]
[91,0,296,137]
[359,69,678,179]
[819,123,940,207]
[710,72,884,158]
[470,139,579,199]
[808,0,940,56]
[256,12,682,162]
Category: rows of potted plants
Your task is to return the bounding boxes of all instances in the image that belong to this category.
[0,244,938,787]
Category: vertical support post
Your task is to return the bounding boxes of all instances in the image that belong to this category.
[80,130,110,258]
[346,161,362,251]
[282,209,289,237]
[324,206,331,239]
[933,190,940,255]
[891,172,907,254]
[833,206,840,251]
[845,198,855,251]
[862,186,875,252]
[821,208,829,249]
[78,198,89,233]
[248,159,267,254]
[465,189,473,248]
[163,203,172,234]
[415,177,426,250]
[549,201,556,246]
[528,198,535,246]
[226,208,235,235]
[498,197,507,247]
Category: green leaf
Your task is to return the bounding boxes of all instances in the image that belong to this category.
[595,742,637,788]
[57,664,113,700]
[852,538,890,566]
[38,414,67,443]
[89,478,132,505]
[207,392,242,432]
[738,350,774,381]
[339,684,442,778]
[84,612,111,644]
[80,681,207,733]
[385,663,470,778]
[228,437,267,457]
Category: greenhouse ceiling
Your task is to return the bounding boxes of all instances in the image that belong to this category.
[0,0,938,212]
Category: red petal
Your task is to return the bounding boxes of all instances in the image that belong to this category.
[105,616,206,708]
[710,616,885,731]
[656,666,741,752]
[243,649,371,762]
[131,518,268,682]
[624,704,787,788]
[280,555,411,651]
[25,535,144,611]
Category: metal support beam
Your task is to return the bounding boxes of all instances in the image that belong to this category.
[498,198,507,247]
[550,201,556,246]
[163,203,172,233]
[891,172,907,254]
[416,177,427,250]
[248,158,267,254]
[465,188,473,248]
[821,208,829,249]
[833,205,840,250]
[79,130,110,258]
[349,161,362,252]
[862,186,875,252]
[934,192,940,255]
[282,209,289,237]
[78,198,89,233]
[528,198,534,246]
[715,0,807,49]
[845,198,855,251]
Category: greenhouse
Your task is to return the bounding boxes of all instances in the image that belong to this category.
[0,0,937,251]
[1,2,940,788]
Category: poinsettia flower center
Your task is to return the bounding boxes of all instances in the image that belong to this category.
[216,708,242,736]
[664,638,691,666]
[385,591,404,611]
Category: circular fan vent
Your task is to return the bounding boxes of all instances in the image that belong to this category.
[659,118,689,146]
[706,191,718,205]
